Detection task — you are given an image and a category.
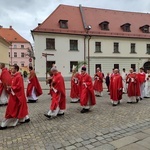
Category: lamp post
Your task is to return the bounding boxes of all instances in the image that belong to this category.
[42,53,54,81]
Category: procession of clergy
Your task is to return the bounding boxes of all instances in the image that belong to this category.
[0,62,150,130]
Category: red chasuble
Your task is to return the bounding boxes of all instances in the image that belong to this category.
[93,72,103,92]
[126,73,140,97]
[26,70,42,97]
[0,68,11,95]
[50,72,66,110]
[70,73,80,98]
[5,72,28,119]
[80,73,96,106]
[109,74,123,101]
[138,72,146,85]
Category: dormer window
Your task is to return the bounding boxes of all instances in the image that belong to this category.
[121,23,131,32]
[99,21,109,30]
[59,20,68,29]
[140,25,149,33]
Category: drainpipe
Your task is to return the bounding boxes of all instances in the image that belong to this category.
[87,36,91,74]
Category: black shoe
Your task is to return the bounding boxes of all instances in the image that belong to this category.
[112,104,117,106]
[25,118,30,123]
[118,101,120,105]
[44,114,51,118]
[0,126,7,130]
[80,108,89,113]
[70,101,78,103]
[140,97,143,100]
[127,102,132,104]
[136,98,139,103]
[57,113,64,116]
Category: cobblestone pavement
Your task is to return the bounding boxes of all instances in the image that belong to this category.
[0,82,150,150]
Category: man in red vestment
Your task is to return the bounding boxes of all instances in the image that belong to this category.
[0,63,12,106]
[109,69,123,106]
[93,68,103,97]
[26,66,42,103]
[44,66,66,118]
[126,68,140,103]
[70,66,81,103]
[0,65,30,130]
[79,66,96,113]
[138,67,146,100]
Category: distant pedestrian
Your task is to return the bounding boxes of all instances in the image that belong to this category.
[0,63,12,106]
[126,68,140,103]
[109,69,123,106]
[26,66,42,103]
[105,73,110,92]
[79,66,96,113]
[144,69,150,98]
[70,66,80,103]
[93,68,103,97]
[44,66,66,118]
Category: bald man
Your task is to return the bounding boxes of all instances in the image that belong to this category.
[109,69,123,106]
[126,68,140,103]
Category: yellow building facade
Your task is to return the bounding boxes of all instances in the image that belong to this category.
[0,37,10,66]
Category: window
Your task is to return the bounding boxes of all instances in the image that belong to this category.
[9,52,10,57]
[14,52,17,57]
[95,64,101,73]
[46,38,55,50]
[21,63,24,67]
[21,45,24,48]
[21,53,24,57]
[95,42,101,52]
[146,44,150,54]
[14,45,17,48]
[99,21,109,30]
[140,25,149,33]
[59,20,68,29]
[114,64,119,69]
[70,40,78,51]
[70,61,78,72]
[113,42,119,53]
[131,64,136,71]
[130,43,136,53]
[46,61,56,69]
[121,23,131,32]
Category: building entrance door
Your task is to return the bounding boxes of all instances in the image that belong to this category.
[144,61,150,71]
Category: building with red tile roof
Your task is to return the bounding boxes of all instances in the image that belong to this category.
[0,26,33,68]
[32,4,150,79]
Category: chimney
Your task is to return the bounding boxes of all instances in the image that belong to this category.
[9,25,12,29]
[0,25,2,28]
[38,23,41,26]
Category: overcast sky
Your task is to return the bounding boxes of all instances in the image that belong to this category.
[0,0,150,44]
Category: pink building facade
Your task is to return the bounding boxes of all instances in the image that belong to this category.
[9,42,33,67]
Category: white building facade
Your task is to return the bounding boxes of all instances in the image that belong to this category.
[32,5,150,79]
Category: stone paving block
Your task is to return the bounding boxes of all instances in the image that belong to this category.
[121,145,144,150]
[81,140,91,146]
[96,136,104,141]
[92,144,115,150]
[110,136,139,149]
[143,128,150,135]
[136,139,150,149]
[92,141,102,147]
[85,144,94,149]
[77,147,88,150]
[89,138,97,143]
[75,138,83,143]
[74,143,82,148]
[132,132,149,140]
[65,145,76,150]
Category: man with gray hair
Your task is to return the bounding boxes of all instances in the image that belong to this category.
[44,66,66,118]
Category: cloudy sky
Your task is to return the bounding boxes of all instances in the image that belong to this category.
[0,0,150,44]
